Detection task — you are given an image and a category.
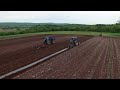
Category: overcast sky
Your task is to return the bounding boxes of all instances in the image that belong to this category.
[0,11,120,24]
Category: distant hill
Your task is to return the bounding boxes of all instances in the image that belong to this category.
[0,23,40,28]
[0,22,70,29]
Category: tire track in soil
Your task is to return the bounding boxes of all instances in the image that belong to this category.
[107,38,114,79]
[99,38,111,79]
[71,37,103,79]
[97,37,111,79]
[12,36,96,79]
[114,38,120,79]
[117,38,120,79]
[103,37,116,79]
[109,38,116,79]
[83,37,108,79]
[112,38,120,79]
[92,37,109,79]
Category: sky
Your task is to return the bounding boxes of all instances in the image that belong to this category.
[0,11,120,24]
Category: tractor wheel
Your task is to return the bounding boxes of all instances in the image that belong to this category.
[47,40,51,45]
[68,44,74,49]
[75,42,79,46]
[78,42,80,45]
[53,41,55,43]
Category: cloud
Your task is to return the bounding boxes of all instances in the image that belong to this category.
[0,11,120,24]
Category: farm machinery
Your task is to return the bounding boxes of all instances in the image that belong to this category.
[33,35,80,50]
[34,36,55,49]
[68,37,80,49]
[43,36,55,45]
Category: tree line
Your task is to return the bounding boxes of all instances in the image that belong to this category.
[0,24,120,36]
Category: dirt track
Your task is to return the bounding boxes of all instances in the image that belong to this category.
[12,36,120,79]
[0,34,93,77]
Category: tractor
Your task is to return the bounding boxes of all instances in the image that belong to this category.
[68,37,80,49]
[34,36,55,49]
[43,36,55,45]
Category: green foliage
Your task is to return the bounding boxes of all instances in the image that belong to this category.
[1,23,120,36]
[0,23,40,29]
[27,24,120,33]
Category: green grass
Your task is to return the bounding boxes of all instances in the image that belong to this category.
[39,31,120,37]
[40,31,101,35]
[0,33,42,40]
[0,31,120,40]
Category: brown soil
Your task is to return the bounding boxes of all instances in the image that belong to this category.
[12,36,120,79]
[0,34,93,77]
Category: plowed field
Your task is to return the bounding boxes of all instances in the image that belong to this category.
[0,34,93,77]
[12,36,120,79]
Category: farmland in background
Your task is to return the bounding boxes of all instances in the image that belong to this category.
[0,23,120,38]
